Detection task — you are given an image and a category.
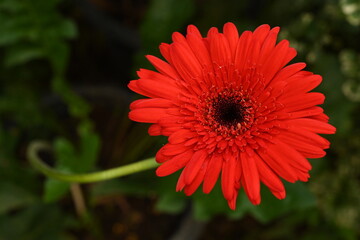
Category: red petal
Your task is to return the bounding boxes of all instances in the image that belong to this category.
[210,33,232,66]
[278,133,327,157]
[259,27,280,64]
[184,137,200,147]
[262,40,292,85]
[271,139,312,172]
[170,42,202,81]
[272,190,286,200]
[158,116,184,128]
[156,149,193,176]
[207,26,219,38]
[257,148,298,183]
[161,143,191,156]
[253,24,271,45]
[137,79,180,101]
[128,80,157,98]
[137,68,176,86]
[227,193,239,210]
[301,151,327,159]
[183,149,208,184]
[130,98,174,110]
[281,47,297,66]
[247,39,261,67]
[234,30,253,73]
[254,153,285,193]
[286,126,330,148]
[203,154,223,194]
[176,169,186,191]
[272,62,306,82]
[186,32,212,68]
[221,153,237,200]
[161,126,183,136]
[184,166,206,196]
[155,147,169,163]
[159,43,172,64]
[241,151,261,205]
[146,55,180,79]
[287,118,336,134]
[286,74,322,95]
[172,31,187,44]
[282,92,325,112]
[129,108,168,123]
[288,106,324,119]
[168,129,196,144]
[223,22,239,57]
[309,112,330,122]
[187,25,202,38]
[148,124,161,136]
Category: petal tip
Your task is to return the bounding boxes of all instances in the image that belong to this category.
[273,191,286,200]
[228,198,237,210]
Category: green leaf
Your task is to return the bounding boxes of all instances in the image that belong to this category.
[156,193,187,214]
[4,45,45,67]
[77,121,100,172]
[43,123,100,202]
[0,182,36,214]
[57,19,77,39]
[43,138,75,202]
[190,181,316,222]
[0,204,76,240]
[246,182,316,223]
[53,137,77,170]
[53,124,99,173]
[46,42,69,75]
[43,179,71,203]
[51,77,91,118]
[0,0,24,12]
[192,183,233,221]
[0,28,24,46]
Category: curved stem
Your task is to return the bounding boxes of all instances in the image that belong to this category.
[27,141,158,183]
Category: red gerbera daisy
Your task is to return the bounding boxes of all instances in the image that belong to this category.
[128,23,336,210]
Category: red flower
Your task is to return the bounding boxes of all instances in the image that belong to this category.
[128,23,336,210]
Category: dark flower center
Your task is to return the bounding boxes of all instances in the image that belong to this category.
[213,96,244,127]
[198,87,255,137]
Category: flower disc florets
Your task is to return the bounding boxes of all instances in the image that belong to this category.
[200,86,255,137]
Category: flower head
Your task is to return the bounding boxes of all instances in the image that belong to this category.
[128,23,336,210]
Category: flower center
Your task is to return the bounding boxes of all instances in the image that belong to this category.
[197,87,255,137]
[213,96,244,127]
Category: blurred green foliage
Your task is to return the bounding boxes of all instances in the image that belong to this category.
[0,0,100,239]
[0,0,360,239]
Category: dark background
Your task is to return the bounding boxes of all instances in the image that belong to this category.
[0,0,359,239]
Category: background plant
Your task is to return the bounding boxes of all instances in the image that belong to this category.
[0,0,359,239]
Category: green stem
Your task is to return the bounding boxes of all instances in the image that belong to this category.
[27,141,158,183]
